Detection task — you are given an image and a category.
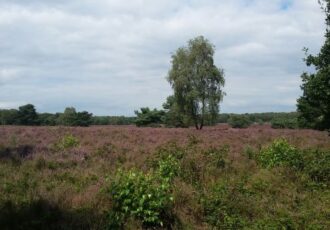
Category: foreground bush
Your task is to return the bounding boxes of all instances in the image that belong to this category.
[258,138,330,185]
[257,138,303,170]
[106,155,179,228]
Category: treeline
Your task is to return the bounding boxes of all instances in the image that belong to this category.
[0,104,300,129]
[0,104,135,126]
[0,104,93,126]
[91,116,135,125]
[218,112,299,129]
[134,107,300,129]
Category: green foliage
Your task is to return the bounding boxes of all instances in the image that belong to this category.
[257,138,303,170]
[271,118,299,129]
[38,113,59,126]
[0,109,19,125]
[134,107,165,127]
[75,111,93,127]
[167,36,225,130]
[157,154,180,180]
[106,155,179,228]
[218,112,299,124]
[228,115,252,128]
[17,104,39,126]
[297,0,330,131]
[162,95,187,128]
[258,138,330,187]
[1,105,94,127]
[58,107,93,127]
[54,134,80,151]
[217,112,298,126]
[92,116,135,125]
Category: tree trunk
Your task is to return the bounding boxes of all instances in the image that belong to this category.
[199,119,204,130]
[194,115,199,130]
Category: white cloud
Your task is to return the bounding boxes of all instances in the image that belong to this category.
[0,0,326,115]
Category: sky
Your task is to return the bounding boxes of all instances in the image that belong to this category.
[0,0,326,115]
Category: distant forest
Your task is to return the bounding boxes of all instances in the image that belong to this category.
[0,103,298,129]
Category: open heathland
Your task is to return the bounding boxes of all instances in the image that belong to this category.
[0,125,329,229]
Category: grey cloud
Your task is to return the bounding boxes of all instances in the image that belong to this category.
[0,0,326,115]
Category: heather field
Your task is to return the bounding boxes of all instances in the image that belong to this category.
[0,125,329,229]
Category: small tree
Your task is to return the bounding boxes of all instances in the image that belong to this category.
[297,0,330,131]
[167,36,225,130]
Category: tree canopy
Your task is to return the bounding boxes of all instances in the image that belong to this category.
[134,107,165,127]
[17,104,39,126]
[58,107,93,127]
[167,36,225,129]
[297,0,330,131]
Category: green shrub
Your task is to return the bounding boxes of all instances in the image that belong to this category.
[228,115,252,128]
[54,134,80,151]
[258,139,330,185]
[107,170,173,228]
[106,155,179,228]
[157,154,180,181]
[257,138,303,170]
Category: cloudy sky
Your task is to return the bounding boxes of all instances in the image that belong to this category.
[0,0,326,115]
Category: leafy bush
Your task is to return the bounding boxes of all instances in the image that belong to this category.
[258,139,330,185]
[54,134,80,151]
[228,115,252,128]
[257,138,303,170]
[157,154,180,180]
[106,155,179,228]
